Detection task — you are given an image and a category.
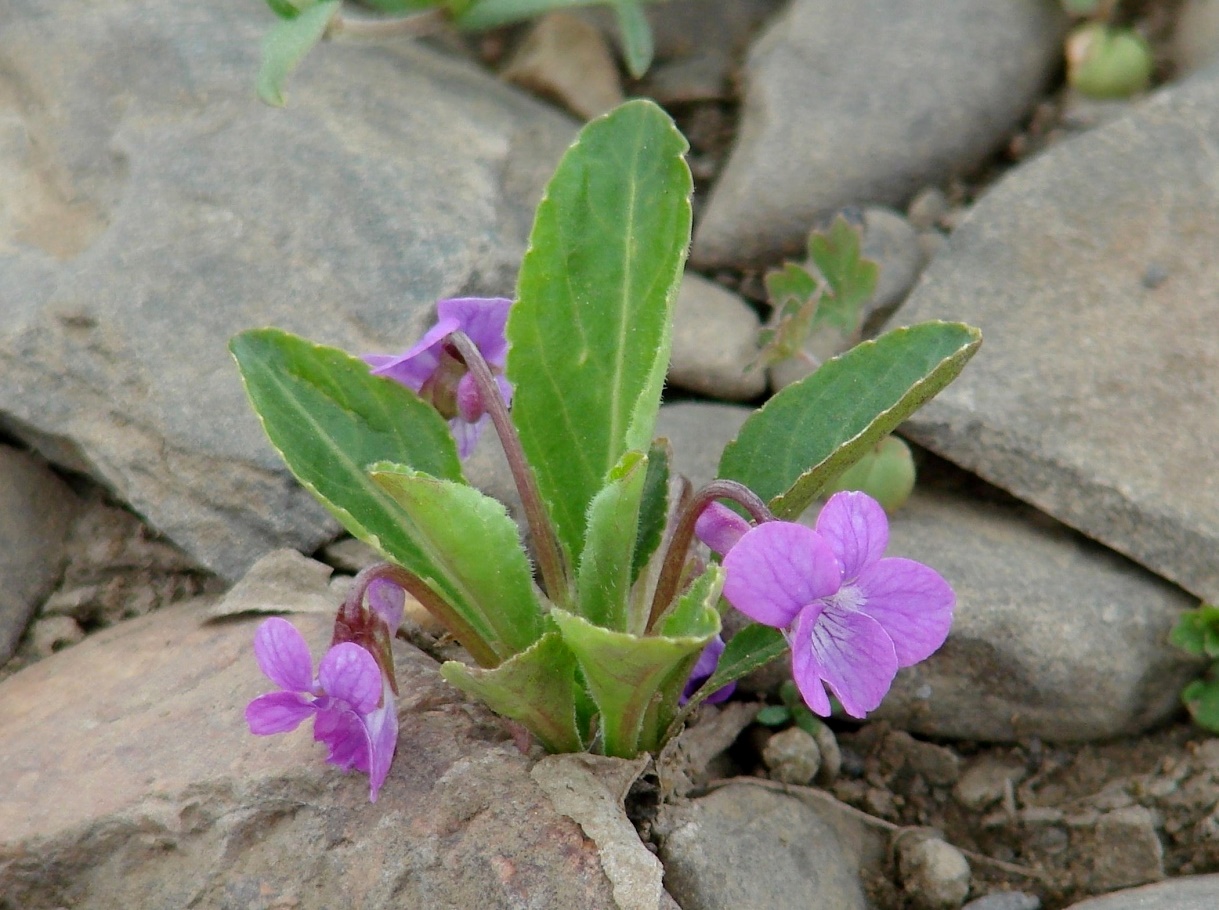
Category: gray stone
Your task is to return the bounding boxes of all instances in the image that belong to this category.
[0,446,78,662]
[655,401,752,491]
[28,614,85,658]
[1173,1,1219,76]
[762,725,822,785]
[894,68,1219,603]
[501,12,624,119]
[870,478,1203,742]
[897,833,971,910]
[1064,875,1219,910]
[670,272,767,401]
[0,601,628,908]
[691,0,1065,267]
[0,0,576,582]
[658,782,869,910]
[1085,806,1164,892]
[954,757,1028,811]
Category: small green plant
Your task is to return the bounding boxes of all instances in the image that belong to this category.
[1060,0,1153,100]
[1170,604,1219,731]
[755,680,837,739]
[256,0,657,106]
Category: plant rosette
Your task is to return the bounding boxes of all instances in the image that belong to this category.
[232,100,980,798]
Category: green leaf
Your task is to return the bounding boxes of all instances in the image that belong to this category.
[577,451,648,630]
[551,599,718,758]
[719,322,981,519]
[630,438,671,587]
[441,630,583,753]
[1170,604,1219,658]
[1183,670,1219,733]
[371,465,545,658]
[359,0,441,11]
[508,99,692,565]
[807,215,878,335]
[754,263,820,370]
[755,705,793,727]
[229,327,469,578]
[614,0,655,78]
[692,622,787,703]
[457,0,599,28]
[256,0,338,106]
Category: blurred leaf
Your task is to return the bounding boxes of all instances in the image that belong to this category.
[1061,0,1102,15]
[458,0,598,29]
[257,0,338,106]
[1170,604,1219,658]
[614,0,654,78]
[807,214,878,335]
[755,705,792,727]
[1183,671,1219,733]
[719,322,981,519]
[508,99,691,566]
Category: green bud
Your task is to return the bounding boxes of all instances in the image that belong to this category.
[1067,24,1153,99]
[822,436,916,512]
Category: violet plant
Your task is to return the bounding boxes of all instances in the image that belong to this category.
[232,100,980,798]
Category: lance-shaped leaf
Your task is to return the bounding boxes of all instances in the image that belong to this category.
[441,630,583,753]
[507,99,692,566]
[229,329,468,595]
[577,451,648,631]
[719,321,981,519]
[257,0,338,106]
[631,438,671,586]
[371,464,544,659]
[552,568,720,758]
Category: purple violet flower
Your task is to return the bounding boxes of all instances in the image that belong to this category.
[364,297,513,458]
[722,491,954,719]
[681,634,736,705]
[246,617,398,802]
[695,501,751,555]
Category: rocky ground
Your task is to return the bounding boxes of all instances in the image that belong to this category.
[4,0,1219,907]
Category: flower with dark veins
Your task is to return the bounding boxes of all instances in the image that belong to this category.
[722,491,953,718]
[364,297,513,458]
[246,617,398,801]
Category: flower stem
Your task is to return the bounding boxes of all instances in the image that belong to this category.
[338,562,501,670]
[447,331,573,610]
[645,480,774,633]
[329,9,449,39]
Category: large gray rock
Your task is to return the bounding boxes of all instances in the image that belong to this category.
[670,273,767,401]
[691,0,1065,268]
[1064,875,1219,910]
[0,446,78,662]
[657,782,870,910]
[0,602,629,907]
[874,476,1202,742]
[0,0,576,582]
[895,68,1219,603]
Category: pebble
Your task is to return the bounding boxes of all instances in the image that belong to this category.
[763,726,822,785]
[963,893,1040,910]
[897,832,972,910]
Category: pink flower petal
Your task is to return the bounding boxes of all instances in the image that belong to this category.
[723,522,842,629]
[364,315,461,391]
[314,705,370,772]
[438,297,512,368]
[815,491,889,580]
[364,679,399,802]
[856,557,955,667]
[318,643,381,714]
[695,501,751,555]
[246,691,315,734]
[253,618,315,692]
[792,602,898,719]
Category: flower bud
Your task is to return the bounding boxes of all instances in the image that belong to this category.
[1067,23,1153,99]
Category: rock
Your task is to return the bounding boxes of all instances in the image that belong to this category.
[658,782,870,910]
[0,446,77,662]
[0,0,576,583]
[0,602,630,907]
[1173,1,1219,76]
[1085,806,1164,892]
[1063,875,1219,909]
[691,0,1065,267]
[810,719,843,784]
[908,188,950,231]
[894,67,1219,603]
[870,475,1203,742]
[769,207,926,389]
[954,757,1028,811]
[28,614,85,658]
[502,12,625,119]
[877,729,960,787]
[206,548,336,619]
[655,401,751,491]
[317,536,381,573]
[670,272,767,401]
[897,832,971,910]
[763,726,822,785]
[963,894,1040,910]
